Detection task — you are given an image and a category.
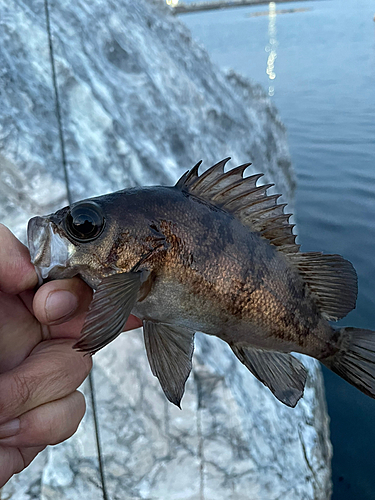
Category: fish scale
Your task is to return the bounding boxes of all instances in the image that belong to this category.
[27,159,375,408]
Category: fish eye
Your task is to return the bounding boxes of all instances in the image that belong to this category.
[65,201,105,242]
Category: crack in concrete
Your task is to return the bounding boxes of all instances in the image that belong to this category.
[194,368,205,500]
[298,427,321,497]
[197,406,205,500]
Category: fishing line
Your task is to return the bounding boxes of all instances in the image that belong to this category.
[43,1,109,499]
[43,0,72,205]
[88,371,110,500]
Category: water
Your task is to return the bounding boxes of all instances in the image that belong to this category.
[182,1,375,498]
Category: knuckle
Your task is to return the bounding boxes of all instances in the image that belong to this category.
[12,371,34,409]
[0,372,34,422]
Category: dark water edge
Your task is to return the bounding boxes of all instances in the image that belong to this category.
[181,1,375,498]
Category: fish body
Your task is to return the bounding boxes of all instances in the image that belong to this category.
[27,159,375,407]
[118,187,333,356]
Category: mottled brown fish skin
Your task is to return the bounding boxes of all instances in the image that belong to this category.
[28,160,375,408]
[50,185,338,360]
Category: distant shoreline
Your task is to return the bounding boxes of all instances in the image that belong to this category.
[172,0,323,15]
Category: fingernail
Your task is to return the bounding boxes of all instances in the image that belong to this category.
[45,290,78,323]
[0,418,20,438]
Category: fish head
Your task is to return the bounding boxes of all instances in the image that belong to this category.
[27,194,143,288]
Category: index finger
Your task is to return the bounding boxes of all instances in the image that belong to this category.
[0,224,38,294]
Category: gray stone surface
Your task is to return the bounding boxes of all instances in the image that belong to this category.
[0,0,331,498]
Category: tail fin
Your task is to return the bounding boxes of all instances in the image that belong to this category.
[322,327,375,398]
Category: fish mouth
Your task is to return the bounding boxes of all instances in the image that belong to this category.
[27,216,73,284]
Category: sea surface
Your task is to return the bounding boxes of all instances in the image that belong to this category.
[182,1,375,498]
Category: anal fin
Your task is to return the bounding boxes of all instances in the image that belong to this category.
[231,345,307,407]
[143,321,195,408]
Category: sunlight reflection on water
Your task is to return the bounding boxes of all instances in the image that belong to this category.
[266,2,277,95]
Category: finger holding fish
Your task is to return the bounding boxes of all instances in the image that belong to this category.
[0,445,46,488]
[32,276,143,339]
[0,339,92,426]
[0,390,86,448]
[0,224,38,295]
[0,226,90,368]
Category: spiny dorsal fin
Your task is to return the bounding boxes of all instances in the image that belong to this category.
[175,160,202,190]
[287,252,358,321]
[176,159,358,322]
[175,158,299,254]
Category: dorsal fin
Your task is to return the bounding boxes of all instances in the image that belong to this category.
[175,160,202,189]
[175,159,358,321]
[175,158,299,254]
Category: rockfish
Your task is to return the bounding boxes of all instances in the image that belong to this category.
[27,159,375,408]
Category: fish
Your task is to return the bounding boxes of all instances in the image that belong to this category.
[27,158,375,408]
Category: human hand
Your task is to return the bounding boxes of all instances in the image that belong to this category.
[0,224,142,487]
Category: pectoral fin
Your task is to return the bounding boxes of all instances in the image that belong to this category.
[231,345,307,407]
[143,321,195,408]
[74,271,144,354]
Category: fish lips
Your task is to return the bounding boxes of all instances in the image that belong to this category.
[27,216,74,283]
